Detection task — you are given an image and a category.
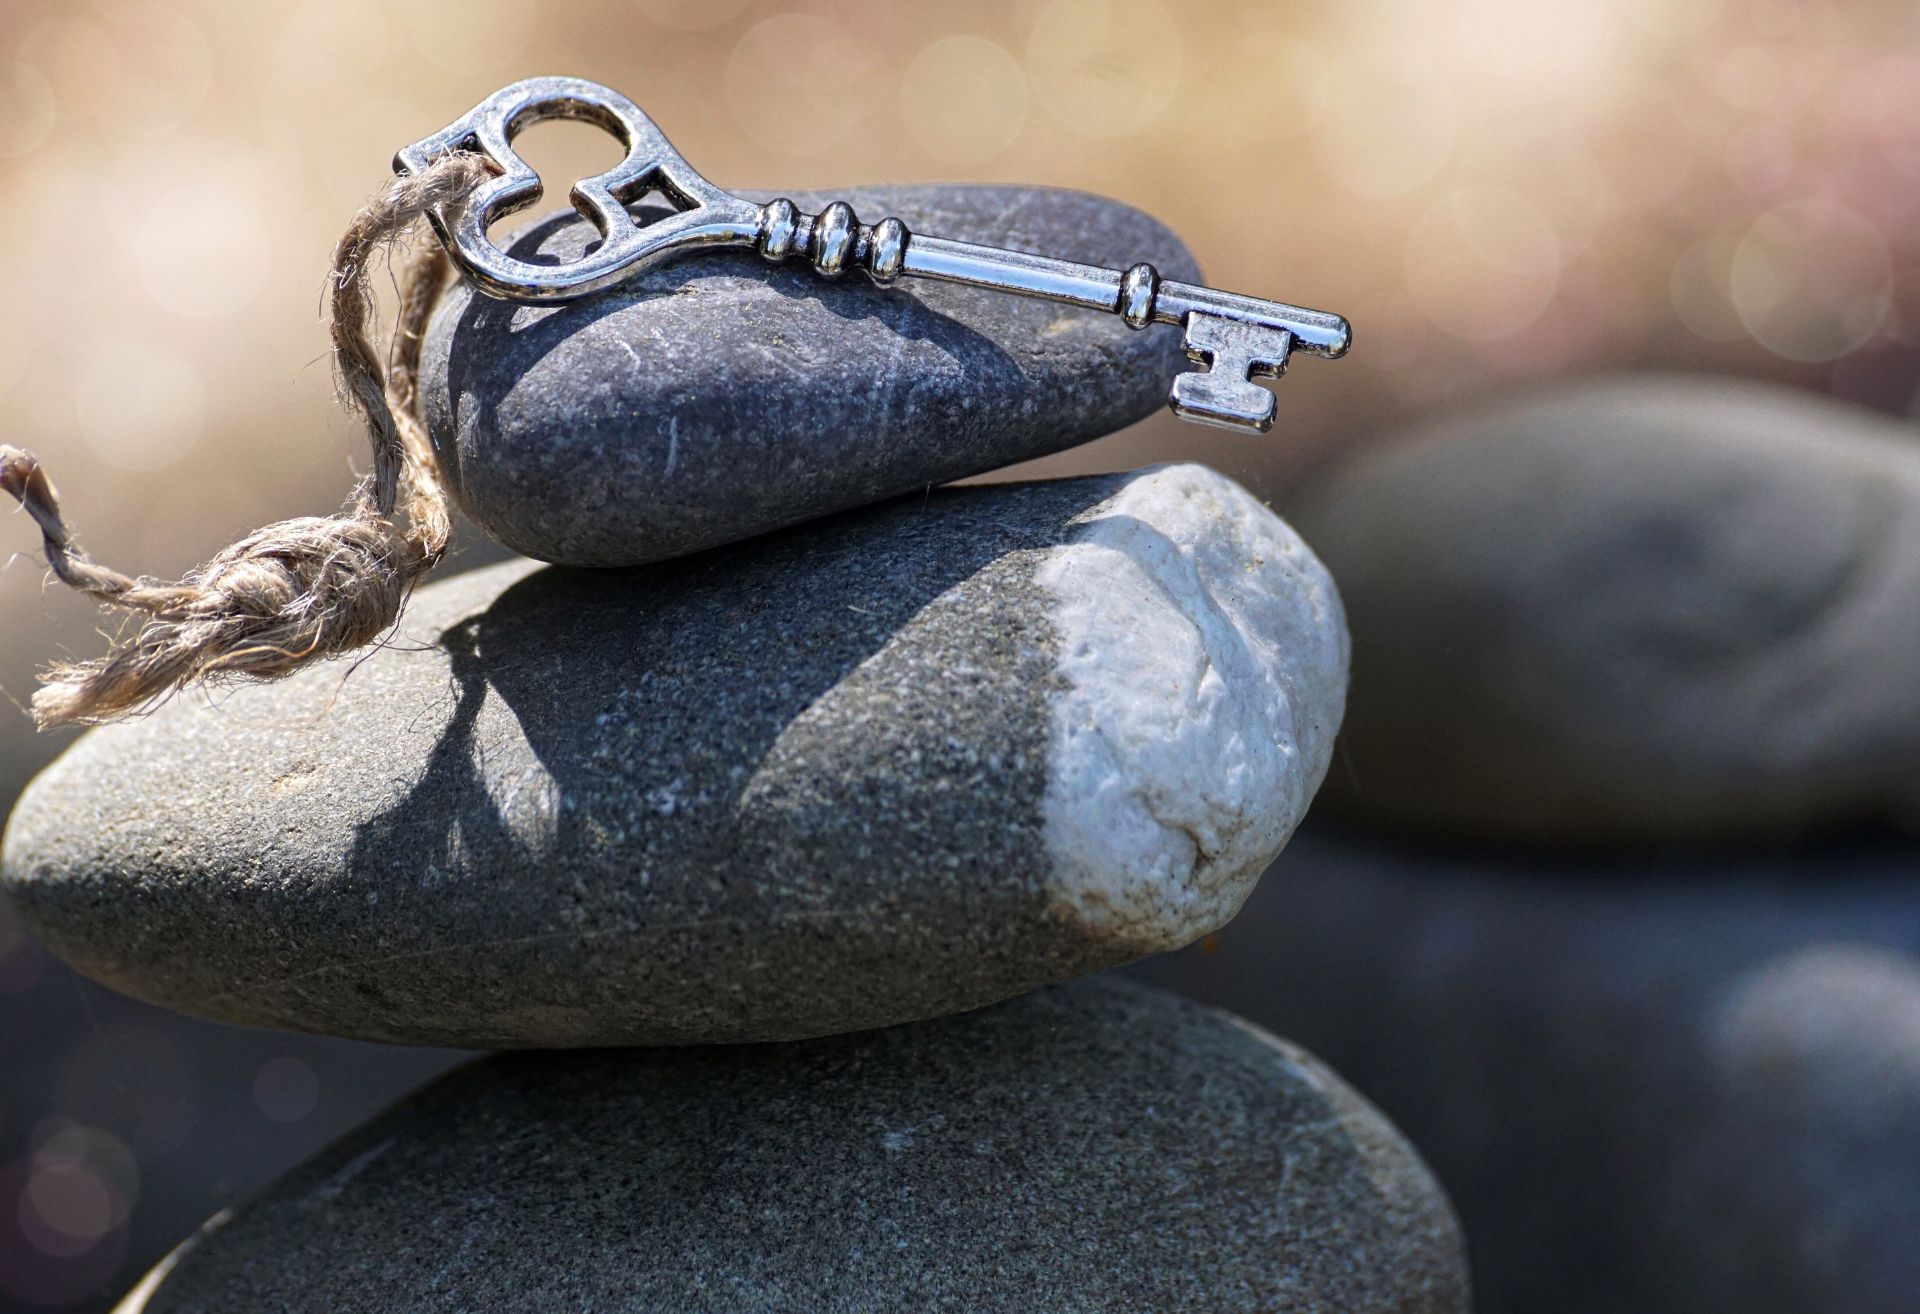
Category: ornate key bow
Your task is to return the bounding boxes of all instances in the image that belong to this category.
[396,76,1351,434]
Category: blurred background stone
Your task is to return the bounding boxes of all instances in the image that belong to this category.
[1296,375,1920,845]
[1676,943,1920,1312]
[116,980,1469,1314]
[1130,831,1920,1314]
[1171,365,1920,1312]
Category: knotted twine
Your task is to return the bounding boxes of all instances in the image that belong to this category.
[0,153,493,729]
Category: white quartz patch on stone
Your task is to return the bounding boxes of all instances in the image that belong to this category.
[1036,464,1349,948]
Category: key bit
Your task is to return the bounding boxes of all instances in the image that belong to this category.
[1171,315,1294,433]
[397,76,1352,435]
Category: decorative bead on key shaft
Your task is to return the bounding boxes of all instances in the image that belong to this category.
[396,76,1351,435]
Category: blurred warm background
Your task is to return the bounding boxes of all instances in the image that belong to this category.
[4,0,1920,1307]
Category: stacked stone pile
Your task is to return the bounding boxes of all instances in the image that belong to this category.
[1,188,1468,1311]
[1139,375,1920,1314]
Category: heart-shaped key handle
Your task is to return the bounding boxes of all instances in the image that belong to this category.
[394,76,762,302]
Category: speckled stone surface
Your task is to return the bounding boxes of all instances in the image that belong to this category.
[1294,375,1920,845]
[1132,831,1920,1314]
[2,465,1346,1047]
[113,979,1468,1314]
[418,184,1201,567]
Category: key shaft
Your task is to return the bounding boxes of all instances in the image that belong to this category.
[1150,281,1349,359]
[900,236,1120,314]
[808,229,1350,361]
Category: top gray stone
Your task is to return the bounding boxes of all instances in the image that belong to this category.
[2,464,1346,1048]
[1294,375,1920,846]
[116,979,1468,1314]
[420,184,1200,566]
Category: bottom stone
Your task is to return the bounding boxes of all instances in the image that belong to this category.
[117,979,1466,1313]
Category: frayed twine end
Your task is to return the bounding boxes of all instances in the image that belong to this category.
[1,152,494,730]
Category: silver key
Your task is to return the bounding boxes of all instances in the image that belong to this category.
[396,77,1350,435]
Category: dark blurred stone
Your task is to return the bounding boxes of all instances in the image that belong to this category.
[3,467,1346,1048]
[1674,942,1920,1311]
[117,978,1467,1314]
[1294,375,1920,845]
[419,184,1199,567]
[1130,830,1920,1314]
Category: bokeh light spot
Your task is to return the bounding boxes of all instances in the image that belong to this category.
[76,339,205,473]
[1025,0,1183,139]
[1731,200,1892,362]
[901,36,1028,165]
[0,63,56,158]
[272,0,392,92]
[633,0,752,31]
[33,1126,137,1227]
[403,0,538,77]
[39,3,212,137]
[136,164,274,321]
[1454,187,1561,276]
[0,1156,130,1306]
[1670,234,1749,342]
[1583,75,1696,210]
[253,1057,320,1124]
[1312,50,1456,198]
[1722,121,1795,197]
[725,15,879,155]
[23,1162,115,1249]
[1405,188,1560,342]
[1714,45,1778,112]
[1180,31,1321,146]
[1441,0,1624,105]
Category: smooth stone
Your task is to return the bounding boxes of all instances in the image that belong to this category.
[2,464,1347,1047]
[1131,830,1920,1314]
[1293,375,1920,845]
[420,184,1201,567]
[113,979,1468,1314]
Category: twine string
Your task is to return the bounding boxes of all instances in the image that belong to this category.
[0,152,492,729]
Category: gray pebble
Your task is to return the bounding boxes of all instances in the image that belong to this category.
[1132,831,1920,1314]
[420,184,1200,566]
[2,465,1346,1047]
[1294,375,1920,845]
[114,978,1467,1314]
